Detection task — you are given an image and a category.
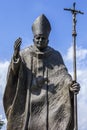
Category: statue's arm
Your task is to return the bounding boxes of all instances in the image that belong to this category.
[3,38,22,118]
[3,63,19,118]
[59,52,80,94]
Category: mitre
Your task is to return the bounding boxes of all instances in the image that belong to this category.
[32,14,51,37]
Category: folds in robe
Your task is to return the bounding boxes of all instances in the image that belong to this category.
[3,46,74,130]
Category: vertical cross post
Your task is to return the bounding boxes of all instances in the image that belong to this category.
[64,3,84,130]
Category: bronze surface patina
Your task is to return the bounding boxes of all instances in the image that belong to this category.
[3,14,80,130]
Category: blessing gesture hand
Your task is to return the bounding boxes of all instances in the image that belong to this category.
[13,37,22,59]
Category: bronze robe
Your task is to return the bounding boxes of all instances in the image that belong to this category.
[3,45,74,130]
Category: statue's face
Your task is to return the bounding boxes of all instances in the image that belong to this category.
[33,34,49,50]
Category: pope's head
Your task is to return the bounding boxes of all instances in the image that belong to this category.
[32,14,51,50]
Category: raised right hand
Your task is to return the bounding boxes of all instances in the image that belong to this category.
[13,37,22,59]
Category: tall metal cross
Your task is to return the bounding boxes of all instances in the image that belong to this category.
[64,3,84,130]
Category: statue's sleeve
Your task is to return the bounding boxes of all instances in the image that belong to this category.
[3,56,21,118]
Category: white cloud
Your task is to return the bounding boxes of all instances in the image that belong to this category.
[0,114,7,123]
[0,61,9,130]
[0,61,9,94]
[77,69,87,130]
[64,46,87,130]
[65,46,87,61]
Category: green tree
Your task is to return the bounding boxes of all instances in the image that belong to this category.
[0,120,4,130]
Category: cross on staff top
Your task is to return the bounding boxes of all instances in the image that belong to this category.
[64,2,84,37]
[64,2,84,14]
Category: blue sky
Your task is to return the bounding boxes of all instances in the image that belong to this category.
[0,0,87,130]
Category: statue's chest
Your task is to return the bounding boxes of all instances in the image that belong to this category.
[33,57,45,76]
[24,54,56,78]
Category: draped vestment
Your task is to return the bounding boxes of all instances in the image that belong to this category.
[3,45,74,130]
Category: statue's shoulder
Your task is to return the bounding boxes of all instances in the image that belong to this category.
[48,46,63,58]
[20,45,33,57]
[48,46,65,67]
